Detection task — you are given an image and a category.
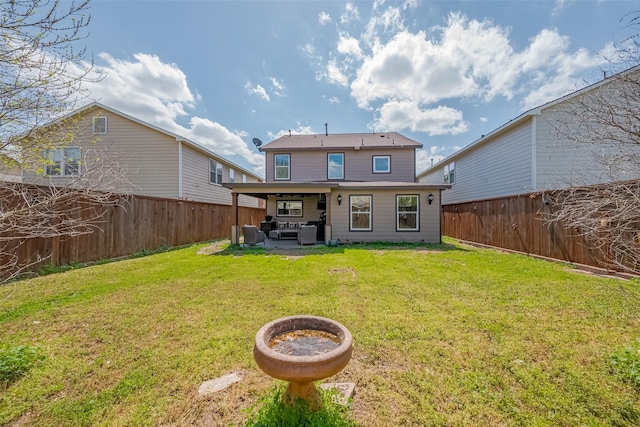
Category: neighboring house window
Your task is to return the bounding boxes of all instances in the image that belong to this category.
[209,159,223,184]
[328,153,344,180]
[92,116,107,134]
[350,195,372,231]
[45,147,81,176]
[274,154,290,180]
[277,200,302,217]
[444,162,455,184]
[372,155,390,173]
[229,168,235,183]
[397,195,419,231]
[242,174,247,183]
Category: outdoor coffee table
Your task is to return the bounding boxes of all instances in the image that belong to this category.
[269,230,280,240]
[279,229,299,240]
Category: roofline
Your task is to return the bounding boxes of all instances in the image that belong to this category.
[65,102,263,181]
[223,181,450,192]
[260,131,423,151]
[417,64,640,178]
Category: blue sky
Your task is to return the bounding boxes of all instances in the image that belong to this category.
[82,0,639,177]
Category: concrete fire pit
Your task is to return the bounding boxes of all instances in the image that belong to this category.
[254,315,353,408]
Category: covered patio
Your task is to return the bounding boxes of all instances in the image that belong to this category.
[223,182,340,245]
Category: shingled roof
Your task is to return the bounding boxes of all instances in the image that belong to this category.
[260,132,422,151]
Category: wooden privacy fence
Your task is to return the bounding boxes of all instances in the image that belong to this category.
[441,192,608,270]
[7,195,264,273]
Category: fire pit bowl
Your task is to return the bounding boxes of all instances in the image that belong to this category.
[254,315,353,408]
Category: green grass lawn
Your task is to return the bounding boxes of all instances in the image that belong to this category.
[1,238,639,426]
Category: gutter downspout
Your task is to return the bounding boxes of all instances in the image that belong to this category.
[178,140,183,198]
[531,115,537,191]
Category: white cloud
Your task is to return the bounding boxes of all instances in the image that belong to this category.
[340,3,360,24]
[371,101,468,135]
[87,53,264,175]
[318,9,609,135]
[416,147,447,173]
[270,77,286,97]
[337,33,363,58]
[300,42,316,58]
[325,59,349,87]
[327,96,341,104]
[267,125,315,140]
[245,81,270,101]
[319,11,331,25]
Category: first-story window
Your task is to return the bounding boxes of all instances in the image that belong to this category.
[277,200,303,216]
[45,147,81,176]
[209,159,223,184]
[373,155,390,173]
[350,195,372,231]
[444,161,455,184]
[397,195,419,231]
[274,153,290,180]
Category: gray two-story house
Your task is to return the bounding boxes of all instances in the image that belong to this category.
[225,132,449,244]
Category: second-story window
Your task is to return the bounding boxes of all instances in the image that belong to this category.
[92,116,107,134]
[444,161,455,184]
[209,159,223,184]
[274,154,290,180]
[328,153,344,180]
[373,155,390,173]
[229,168,235,183]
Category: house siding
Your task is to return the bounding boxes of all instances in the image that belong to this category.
[419,119,533,204]
[535,101,640,190]
[23,109,180,198]
[265,148,416,183]
[22,105,262,207]
[331,189,440,243]
[181,144,231,205]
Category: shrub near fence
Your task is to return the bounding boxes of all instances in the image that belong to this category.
[441,192,608,270]
[6,195,265,275]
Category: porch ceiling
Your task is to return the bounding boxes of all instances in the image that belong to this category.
[222,182,339,199]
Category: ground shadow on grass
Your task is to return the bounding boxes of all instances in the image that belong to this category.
[201,240,467,257]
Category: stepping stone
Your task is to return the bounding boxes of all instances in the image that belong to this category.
[318,382,355,406]
[197,372,243,396]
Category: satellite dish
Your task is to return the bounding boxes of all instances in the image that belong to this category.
[252,137,263,148]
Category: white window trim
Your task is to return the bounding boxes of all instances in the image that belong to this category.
[209,159,223,185]
[396,195,419,231]
[45,147,81,177]
[274,154,290,180]
[92,116,107,134]
[373,155,391,174]
[349,195,372,231]
[328,153,344,180]
[444,161,455,184]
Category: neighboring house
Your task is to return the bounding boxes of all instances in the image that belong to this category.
[0,154,21,183]
[417,67,640,204]
[224,132,449,243]
[20,102,263,207]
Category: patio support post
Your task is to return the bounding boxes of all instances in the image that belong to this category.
[324,191,332,244]
[231,191,240,244]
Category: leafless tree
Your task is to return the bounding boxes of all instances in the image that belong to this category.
[544,12,640,273]
[0,1,130,283]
